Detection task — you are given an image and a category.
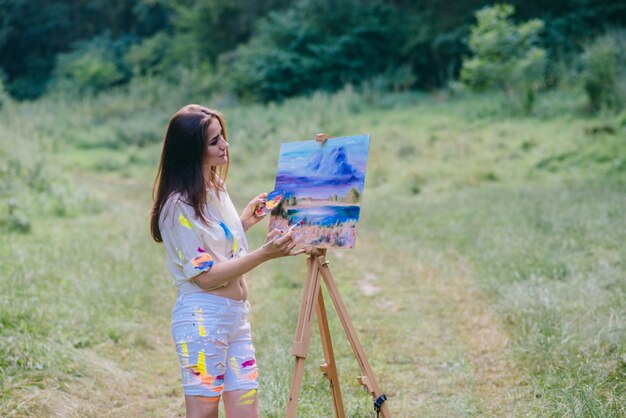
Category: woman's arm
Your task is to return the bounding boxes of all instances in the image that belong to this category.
[191,229,303,290]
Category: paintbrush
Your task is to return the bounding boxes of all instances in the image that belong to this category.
[262,220,303,248]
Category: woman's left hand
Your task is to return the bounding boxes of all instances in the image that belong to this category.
[241,193,268,231]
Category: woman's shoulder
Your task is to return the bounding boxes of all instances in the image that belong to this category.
[160,192,192,223]
[165,191,189,207]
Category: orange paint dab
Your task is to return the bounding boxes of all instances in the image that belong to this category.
[200,374,214,387]
[243,369,259,381]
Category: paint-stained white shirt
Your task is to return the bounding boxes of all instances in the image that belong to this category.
[159,188,248,295]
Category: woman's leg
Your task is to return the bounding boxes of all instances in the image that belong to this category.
[222,389,259,418]
[222,301,259,417]
[185,395,221,418]
[171,295,231,418]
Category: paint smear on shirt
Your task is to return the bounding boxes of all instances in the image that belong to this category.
[192,253,213,271]
[179,213,193,229]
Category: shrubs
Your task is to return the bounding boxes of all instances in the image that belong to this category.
[51,34,132,95]
[221,0,407,102]
[581,30,626,112]
[460,4,546,113]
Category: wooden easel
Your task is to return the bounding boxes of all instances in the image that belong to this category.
[286,134,390,418]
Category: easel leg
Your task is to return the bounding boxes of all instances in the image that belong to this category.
[316,288,345,418]
[287,252,323,418]
[316,256,391,417]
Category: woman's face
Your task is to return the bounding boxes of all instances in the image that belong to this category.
[204,116,229,167]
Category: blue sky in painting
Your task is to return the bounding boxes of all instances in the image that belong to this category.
[273,134,370,200]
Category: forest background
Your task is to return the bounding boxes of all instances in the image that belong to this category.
[1,0,625,416]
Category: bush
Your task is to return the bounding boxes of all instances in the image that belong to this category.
[581,30,626,112]
[124,31,219,100]
[51,34,133,95]
[221,0,407,102]
[460,4,546,113]
[124,32,173,77]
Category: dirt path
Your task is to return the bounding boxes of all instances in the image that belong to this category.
[417,258,527,416]
[347,236,528,416]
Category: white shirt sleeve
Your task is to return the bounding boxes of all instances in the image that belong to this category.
[160,198,217,280]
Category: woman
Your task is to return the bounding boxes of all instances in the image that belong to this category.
[150,104,303,418]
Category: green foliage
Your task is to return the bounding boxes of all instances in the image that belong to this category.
[51,34,133,95]
[124,32,173,77]
[1,0,625,100]
[0,0,169,99]
[581,30,626,112]
[171,0,264,65]
[461,4,546,112]
[122,0,296,91]
[124,31,219,100]
[222,0,407,102]
[538,0,626,57]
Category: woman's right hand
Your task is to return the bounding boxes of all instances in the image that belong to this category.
[261,228,305,259]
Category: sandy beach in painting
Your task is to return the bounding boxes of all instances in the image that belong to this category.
[269,216,358,248]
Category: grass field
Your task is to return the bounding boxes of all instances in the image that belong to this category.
[1,85,625,417]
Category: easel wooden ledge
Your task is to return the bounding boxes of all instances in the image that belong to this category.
[286,133,390,417]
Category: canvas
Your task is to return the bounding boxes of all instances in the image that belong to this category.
[269,134,370,248]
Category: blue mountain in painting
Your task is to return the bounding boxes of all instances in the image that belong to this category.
[306,146,358,177]
[306,151,323,171]
[274,135,369,200]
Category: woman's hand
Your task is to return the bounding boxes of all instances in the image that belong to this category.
[261,228,305,260]
[240,193,268,231]
[193,228,304,290]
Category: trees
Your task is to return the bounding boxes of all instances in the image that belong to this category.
[51,34,131,95]
[460,4,546,112]
[0,0,168,99]
[0,0,624,101]
[221,0,406,102]
[344,187,361,204]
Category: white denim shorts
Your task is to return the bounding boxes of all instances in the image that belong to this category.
[171,292,259,397]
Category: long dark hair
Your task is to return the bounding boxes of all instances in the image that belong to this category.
[150,104,229,243]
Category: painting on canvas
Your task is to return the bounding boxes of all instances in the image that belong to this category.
[269,134,370,249]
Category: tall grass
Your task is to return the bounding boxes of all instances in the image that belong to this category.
[1,85,624,416]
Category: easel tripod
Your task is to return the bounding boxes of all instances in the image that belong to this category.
[286,134,390,417]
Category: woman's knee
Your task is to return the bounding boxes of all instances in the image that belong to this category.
[185,395,220,418]
[222,389,259,418]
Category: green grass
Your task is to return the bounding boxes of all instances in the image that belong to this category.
[1,86,625,416]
